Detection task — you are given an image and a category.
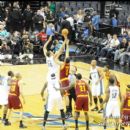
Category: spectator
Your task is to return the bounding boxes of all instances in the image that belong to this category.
[9,31,22,57]
[120,41,130,66]
[74,9,85,24]
[111,14,118,27]
[9,6,22,32]
[23,4,33,32]
[49,1,56,14]
[60,16,72,40]
[92,11,100,30]
[127,15,130,28]
[36,29,47,45]
[97,34,112,59]
[46,23,55,36]
[19,38,33,64]
[46,11,55,24]
[33,10,44,32]
[0,22,10,42]
[0,40,12,62]
[99,34,120,60]
[114,38,128,63]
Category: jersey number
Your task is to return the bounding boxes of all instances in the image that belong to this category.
[112,93,117,98]
[128,100,130,107]
[10,85,16,92]
[79,85,86,92]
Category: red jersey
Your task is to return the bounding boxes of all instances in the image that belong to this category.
[9,80,20,97]
[123,92,130,110]
[60,63,70,81]
[75,80,88,96]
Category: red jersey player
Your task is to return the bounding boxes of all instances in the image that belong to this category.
[120,85,130,130]
[55,37,71,117]
[74,73,92,130]
[4,73,27,128]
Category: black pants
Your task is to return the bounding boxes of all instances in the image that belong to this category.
[68,88,76,113]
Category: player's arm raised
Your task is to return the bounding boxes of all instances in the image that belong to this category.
[54,39,67,65]
[43,35,53,57]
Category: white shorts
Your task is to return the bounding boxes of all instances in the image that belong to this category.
[45,95,64,112]
[0,86,8,105]
[104,101,120,118]
[91,82,104,96]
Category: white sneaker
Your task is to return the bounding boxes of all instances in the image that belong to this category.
[42,126,46,130]
[63,124,68,130]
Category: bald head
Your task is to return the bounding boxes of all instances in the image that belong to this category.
[15,73,22,80]
[91,60,97,67]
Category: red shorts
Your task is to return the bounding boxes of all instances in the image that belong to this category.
[122,109,130,126]
[8,94,22,109]
[75,96,88,112]
[60,79,69,88]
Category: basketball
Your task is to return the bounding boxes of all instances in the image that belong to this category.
[61,28,69,37]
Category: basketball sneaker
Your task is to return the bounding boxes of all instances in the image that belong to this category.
[62,124,68,130]
[98,108,104,113]
[4,119,11,126]
[19,124,27,128]
[91,106,98,111]
[42,126,46,130]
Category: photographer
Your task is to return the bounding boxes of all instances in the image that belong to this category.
[0,40,12,62]
[19,38,33,64]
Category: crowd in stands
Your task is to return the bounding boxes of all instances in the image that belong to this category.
[0,1,130,66]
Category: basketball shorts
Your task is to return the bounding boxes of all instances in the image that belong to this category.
[75,96,88,112]
[91,82,104,96]
[8,94,22,109]
[45,95,64,112]
[104,101,120,118]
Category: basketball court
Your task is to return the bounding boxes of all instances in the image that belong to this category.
[0,62,130,130]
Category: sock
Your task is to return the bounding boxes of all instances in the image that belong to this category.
[66,106,70,113]
[94,97,98,107]
[86,121,89,129]
[43,111,49,126]
[3,114,6,120]
[75,119,78,128]
[60,109,65,125]
[104,124,106,129]
[20,120,23,126]
[99,98,103,104]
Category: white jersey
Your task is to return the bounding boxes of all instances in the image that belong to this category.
[108,85,119,102]
[105,85,120,118]
[46,56,57,74]
[0,76,9,105]
[90,67,100,83]
[47,76,61,98]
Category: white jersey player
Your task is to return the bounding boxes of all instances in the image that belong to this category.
[41,73,67,130]
[89,60,104,113]
[0,71,14,122]
[102,77,122,130]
